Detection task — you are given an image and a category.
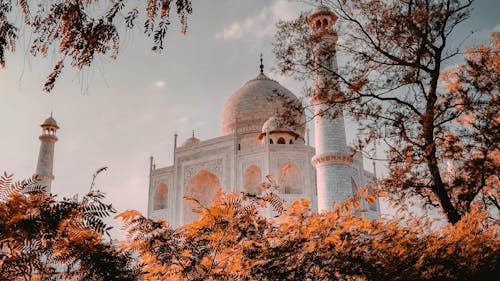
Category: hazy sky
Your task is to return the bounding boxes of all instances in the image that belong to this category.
[0,0,498,233]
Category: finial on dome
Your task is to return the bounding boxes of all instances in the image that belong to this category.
[182,130,200,147]
[42,112,59,129]
[259,53,264,74]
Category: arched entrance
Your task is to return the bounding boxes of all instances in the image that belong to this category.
[153,183,168,210]
[243,165,262,194]
[184,170,221,223]
[279,163,303,194]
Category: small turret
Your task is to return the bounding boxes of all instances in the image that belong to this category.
[182,130,201,147]
[258,116,303,145]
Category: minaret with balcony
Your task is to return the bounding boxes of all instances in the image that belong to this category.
[308,6,357,211]
[35,114,59,193]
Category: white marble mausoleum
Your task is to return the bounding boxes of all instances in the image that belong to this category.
[147,6,379,226]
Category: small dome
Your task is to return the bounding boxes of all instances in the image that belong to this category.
[220,73,305,137]
[262,116,294,134]
[182,136,200,147]
[41,115,59,129]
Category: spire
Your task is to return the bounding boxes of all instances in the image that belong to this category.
[150,155,156,171]
[192,129,195,138]
[173,132,178,165]
[372,142,378,181]
[259,53,264,74]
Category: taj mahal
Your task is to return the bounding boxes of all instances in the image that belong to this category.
[31,6,379,227]
[146,6,379,226]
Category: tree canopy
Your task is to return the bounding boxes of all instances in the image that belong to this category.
[1,172,498,280]
[273,0,499,224]
[118,188,499,281]
[0,0,192,92]
[0,172,139,280]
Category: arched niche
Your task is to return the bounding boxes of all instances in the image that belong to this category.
[279,162,303,194]
[277,137,286,144]
[153,183,168,210]
[243,165,261,194]
[184,170,221,223]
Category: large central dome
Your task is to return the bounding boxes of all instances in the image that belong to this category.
[220,73,305,137]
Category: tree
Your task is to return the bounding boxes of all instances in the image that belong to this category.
[440,32,500,218]
[0,0,192,92]
[0,172,139,280]
[273,0,499,224]
[119,188,500,281]
[118,189,284,280]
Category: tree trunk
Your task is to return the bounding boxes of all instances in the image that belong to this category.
[424,69,462,224]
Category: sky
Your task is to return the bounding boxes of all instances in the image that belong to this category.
[0,0,499,234]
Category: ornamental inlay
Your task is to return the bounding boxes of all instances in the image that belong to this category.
[183,158,223,184]
[311,155,353,166]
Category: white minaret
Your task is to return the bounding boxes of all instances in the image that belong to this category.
[308,6,357,212]
[34,114,59,193]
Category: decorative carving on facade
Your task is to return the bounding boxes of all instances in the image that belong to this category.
[311,155,353,166]
[183,158,223,185]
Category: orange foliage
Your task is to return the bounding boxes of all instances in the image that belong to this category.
[0,173,138,280]
[119,190,499,281]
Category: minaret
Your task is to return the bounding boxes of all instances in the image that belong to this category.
[34,114,59,193]
[308,6,356,211]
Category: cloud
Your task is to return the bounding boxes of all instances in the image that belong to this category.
[154,80,166,88]
[270,0,299,21]
[215,0,301,41]
[178,116,189,124]
[215,22,244,40]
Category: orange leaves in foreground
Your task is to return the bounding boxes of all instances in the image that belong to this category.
[118,190,499,281]
[0,175,139,281]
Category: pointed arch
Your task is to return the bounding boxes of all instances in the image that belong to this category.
[184,170,221,223]
[153,183,168,210]
[243,165,261,194]
[279,162,303,194]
